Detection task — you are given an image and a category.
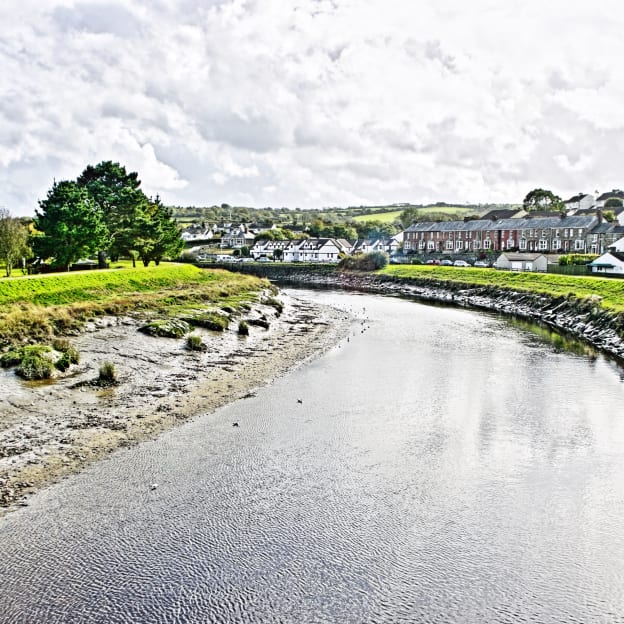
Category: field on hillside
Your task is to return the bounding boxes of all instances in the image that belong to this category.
[380,265,624,311]
[352,206,475,223]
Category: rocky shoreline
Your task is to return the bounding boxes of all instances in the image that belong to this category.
[0,290,351,515]
[226,264,624,364]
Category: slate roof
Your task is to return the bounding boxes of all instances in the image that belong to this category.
[597,190,624,201]
[405,215,597,234]
[564,193,592,203]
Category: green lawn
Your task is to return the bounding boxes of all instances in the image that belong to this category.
[380,265,624,311]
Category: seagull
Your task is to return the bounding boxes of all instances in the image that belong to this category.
[297,399,303,404]
[150,484,158,490]
[232,422,239,427]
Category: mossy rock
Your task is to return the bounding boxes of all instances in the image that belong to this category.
[183,312,230,332]
[139,319,191,338]
[247,318,270,330]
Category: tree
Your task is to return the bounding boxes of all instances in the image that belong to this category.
[33,181,109,271]
[399,207,421,228]
[77,161,146,260]
[604,197,623,208]
[133,197,183,266]
[0,209,30,276]
[522,188,563,212]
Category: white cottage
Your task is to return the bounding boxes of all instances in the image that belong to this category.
[494,252,548,272]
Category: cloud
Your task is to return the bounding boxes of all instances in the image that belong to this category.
[2,0,624,215]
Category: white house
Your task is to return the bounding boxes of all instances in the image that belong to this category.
[250,238,346,262]
[494,252,548,272]
[595,190,624,209]
[564,193,594,214]
[588,236,624,275]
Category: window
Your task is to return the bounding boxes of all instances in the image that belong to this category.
[519,238,527,250]
[574,240,585,250]
[564,229,569,237]
[484,239,491,250]
[473,241,480,249]
[446,240,453,250]
[507,238,515,249]
[538,239,547,250]
[419,240,425,249]
[552,238,561,250]
[456,240,463,250]
[427,241,435,250]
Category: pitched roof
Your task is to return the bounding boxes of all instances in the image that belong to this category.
[597,190,624,200]
[564,193,592,203]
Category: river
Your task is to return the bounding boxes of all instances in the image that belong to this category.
[1,289,624,623]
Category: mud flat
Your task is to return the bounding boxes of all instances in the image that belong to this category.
[0,291,350,514]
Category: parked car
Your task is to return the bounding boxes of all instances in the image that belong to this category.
[426,259,441,265]
[473,260,490,268]
[453,260,471,267]
[440,259,454,266]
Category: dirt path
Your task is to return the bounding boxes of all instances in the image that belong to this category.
[0,291,351,515]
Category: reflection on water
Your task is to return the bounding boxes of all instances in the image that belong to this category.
[1,290,624,624]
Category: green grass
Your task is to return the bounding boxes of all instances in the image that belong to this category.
[352,210,404,223]
[380,265,624,311]
[0,263,268,349]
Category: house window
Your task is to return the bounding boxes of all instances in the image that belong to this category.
[473,241,480,249]
[574,240,585,250]
[519,238,527,250]
[507,238,515,249]
[427,241,435,250]
[456,240,463,250]
[552,238,561,250]
[538,239,547,250]
[419,240,425,249]
[446,240,453,250]
[564,229,569,238]
[483,239,491,250]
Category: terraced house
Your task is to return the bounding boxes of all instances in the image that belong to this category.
[403,215,623,256]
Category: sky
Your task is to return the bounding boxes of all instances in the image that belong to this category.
[2,0,624,216]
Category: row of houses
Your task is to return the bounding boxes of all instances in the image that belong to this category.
[250,236,402,262]
[403,215,624,256]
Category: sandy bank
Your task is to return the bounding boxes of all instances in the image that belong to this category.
[0,290,351,515]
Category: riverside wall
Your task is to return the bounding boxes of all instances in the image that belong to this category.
[213,263,624,363]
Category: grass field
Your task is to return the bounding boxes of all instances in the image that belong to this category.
[0,263,268,348]
[380,265,624,311]
[352,206,475,223]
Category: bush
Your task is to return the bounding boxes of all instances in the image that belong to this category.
[52,339,80,371]
[558,254,599,266]
[98,361,117,384]
[238,320,249,335]
[16,346,55,380]
[338,251,388,271]
[186,333,207,351]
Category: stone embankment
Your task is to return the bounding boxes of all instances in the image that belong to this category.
[223,263,624,363]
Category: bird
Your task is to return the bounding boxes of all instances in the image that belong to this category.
[297,399,303,404]
[150,483,158,490]
[232,422,239,427]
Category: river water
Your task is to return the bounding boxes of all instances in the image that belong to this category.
[1,289,624,624]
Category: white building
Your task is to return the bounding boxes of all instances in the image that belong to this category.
[563,193,594,214]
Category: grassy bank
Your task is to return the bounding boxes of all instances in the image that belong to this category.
[0,263,268,349]
[380,265,624,311]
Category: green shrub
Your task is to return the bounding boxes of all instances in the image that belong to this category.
[52,339,80,370]
[338,251,388,271]
[238,320,249,335]
[0,349,23,368]
[16,346,55,380]
[186,334,207,351]
[98,361,117,384]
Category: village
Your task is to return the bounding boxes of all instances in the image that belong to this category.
[181,190,624,277]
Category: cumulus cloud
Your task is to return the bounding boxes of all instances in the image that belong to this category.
[1,0,624,215]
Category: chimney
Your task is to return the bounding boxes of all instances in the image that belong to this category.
[597,209,603,224]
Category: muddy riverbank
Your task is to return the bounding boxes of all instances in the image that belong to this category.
[0,291,351,514]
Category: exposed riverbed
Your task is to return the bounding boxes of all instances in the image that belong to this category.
[1,289,623,623]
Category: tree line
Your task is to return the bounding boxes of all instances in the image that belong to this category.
[0,161,183,275]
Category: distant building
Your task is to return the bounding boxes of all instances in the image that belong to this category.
[563,193,594,214]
